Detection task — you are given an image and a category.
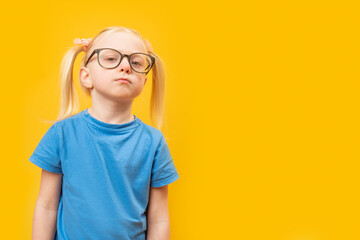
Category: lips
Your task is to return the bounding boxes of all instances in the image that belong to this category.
[115,78,130,83]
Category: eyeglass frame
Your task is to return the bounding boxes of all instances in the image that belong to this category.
[84,48,155,74]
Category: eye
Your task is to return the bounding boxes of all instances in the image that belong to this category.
[131,61,142,66]
[106,57,118,62]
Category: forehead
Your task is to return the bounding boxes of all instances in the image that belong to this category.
[94,32,145,54]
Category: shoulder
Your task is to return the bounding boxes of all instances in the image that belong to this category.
[137,120,165,143]
[53,110,84,130]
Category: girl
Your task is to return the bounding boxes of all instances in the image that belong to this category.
[29,26,180,240]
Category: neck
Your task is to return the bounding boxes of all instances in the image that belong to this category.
[88,103,134,125]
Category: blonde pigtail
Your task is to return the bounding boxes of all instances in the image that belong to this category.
[42,46,84,124]
[149,52,166,130]
[56,46,84,122]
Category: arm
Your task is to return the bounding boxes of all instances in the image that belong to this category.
[146,185,170,240]
[32,169,63,240]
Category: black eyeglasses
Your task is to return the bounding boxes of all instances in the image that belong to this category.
[84,48,155,74]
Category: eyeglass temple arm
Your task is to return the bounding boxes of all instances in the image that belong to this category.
[84,50,96,67]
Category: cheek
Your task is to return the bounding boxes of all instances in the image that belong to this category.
[133,73,146,84]
[91,71,112,86]
[139,75,147,84]
[132,78,147,95]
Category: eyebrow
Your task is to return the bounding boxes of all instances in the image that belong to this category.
[104,48,145,54]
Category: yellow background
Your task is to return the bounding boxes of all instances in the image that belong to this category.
[1,0,359,239]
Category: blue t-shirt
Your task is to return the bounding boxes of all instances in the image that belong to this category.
[29,108,180,240]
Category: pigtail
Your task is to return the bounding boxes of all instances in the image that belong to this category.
[56,46,83,121]
[45,46,83,124]
[41,46,83,124]
[57,46,84,122]
[149,52,166,130]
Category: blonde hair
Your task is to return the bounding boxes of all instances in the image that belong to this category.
[44,26,166,130]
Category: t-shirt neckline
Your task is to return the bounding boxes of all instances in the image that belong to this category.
[81,108,141,133]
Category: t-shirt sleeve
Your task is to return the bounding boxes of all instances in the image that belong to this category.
[29,123,62,174]
[151,134,180,188]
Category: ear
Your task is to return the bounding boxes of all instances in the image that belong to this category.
[144,77,147,85]
[80,67,93,89]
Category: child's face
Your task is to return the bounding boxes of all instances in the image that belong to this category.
[80,31,148,102]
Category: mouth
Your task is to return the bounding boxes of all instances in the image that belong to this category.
[115,78,130,83]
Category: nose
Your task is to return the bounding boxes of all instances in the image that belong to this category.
[118,56,131,73]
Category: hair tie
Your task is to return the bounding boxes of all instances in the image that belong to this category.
[73,38,93,52]
[143,39,153,53]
